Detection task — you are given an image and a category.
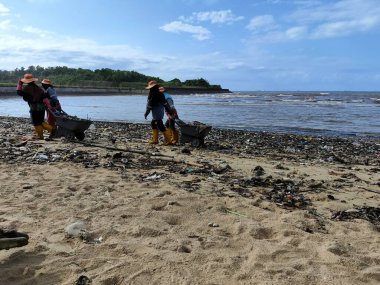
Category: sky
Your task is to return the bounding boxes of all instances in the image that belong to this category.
[0,0,379,91]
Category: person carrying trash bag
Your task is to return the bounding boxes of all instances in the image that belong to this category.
[41,79,62,135]
[16,73,54,140]
[144,80,174,145]
[159,86,179,144]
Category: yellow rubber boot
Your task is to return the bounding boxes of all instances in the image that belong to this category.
[163,129,174,145]
[149,129,159,144]
[42,122,53,134]
[167,127,174,143]
[34,125,44,139]
[172,129,179,144]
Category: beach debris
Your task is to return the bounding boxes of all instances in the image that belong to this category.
[327,194,335,200]
[266,180,311,208]
[1,117,379,167]
[65,221,87,238]
[64,221,102,244]
[253,165,265,176]
[75,275,92,285]
[211,161,231,174]
[331,206,380,226]
[144,172,162,181]
[34,153,49,161]
[208,222,219,228]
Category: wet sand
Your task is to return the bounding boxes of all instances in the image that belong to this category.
[0,116,379,285]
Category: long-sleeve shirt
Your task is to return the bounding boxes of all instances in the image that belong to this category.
[17,83,47,112]
[146,90,171,120]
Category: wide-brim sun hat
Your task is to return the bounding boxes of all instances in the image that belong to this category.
[41,79,52,85]
[159,86,166,92]
[21,73,38,83]
[145,80,158,89]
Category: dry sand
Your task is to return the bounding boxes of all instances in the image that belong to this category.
[0,117,379,285]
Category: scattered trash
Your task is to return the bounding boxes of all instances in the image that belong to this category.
[144,173,162,181]
[266,180,311,209]
[65,221,87,238]
[331,206,380,226]
[34,154,49,161]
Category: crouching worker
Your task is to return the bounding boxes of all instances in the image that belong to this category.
[16,74,53,140]
[144,81,174,145]
[159,86,179,144]
[41,79,62,135]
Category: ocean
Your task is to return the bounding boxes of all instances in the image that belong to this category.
[1,91,379,137]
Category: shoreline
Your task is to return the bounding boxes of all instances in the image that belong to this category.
[1,116,379,284]
[1,115,379,169]
[2,114,380,140]
[0,86,232,96]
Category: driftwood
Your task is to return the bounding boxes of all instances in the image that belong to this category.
[149,156,204,167]
[75,141,175,158]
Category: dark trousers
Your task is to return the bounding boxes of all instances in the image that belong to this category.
[30,110,45,126]
[151,120,166,132]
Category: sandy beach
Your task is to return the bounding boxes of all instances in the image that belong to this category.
[0,116,379,285]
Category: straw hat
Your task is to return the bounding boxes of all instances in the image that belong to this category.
[41,79,52,85]
[159,86,166,92]
[21,73,38,83]
[145,80,158,89]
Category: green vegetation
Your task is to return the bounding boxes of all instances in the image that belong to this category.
[0,66,221,89]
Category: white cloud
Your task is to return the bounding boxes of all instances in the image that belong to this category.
[0,3,10,16]
[290,0,380,38]
[22,26,53,37]
[246,15,277,32]
[311,17,379,39]
[160,21,211,40]
[285,26,308,39]
[0,19,10,30]
[247,0,380,42]
[163,9,243,40]
[182,10,244,24]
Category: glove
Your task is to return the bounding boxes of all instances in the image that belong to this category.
[144,110,150,120]
[16,80,23,91]
[43,98,52,110]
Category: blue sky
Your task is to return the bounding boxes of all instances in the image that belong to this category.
[0,0,379,91]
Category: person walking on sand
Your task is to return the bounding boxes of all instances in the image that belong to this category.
[16,74,54,140]
[159,86,179,144]
[144,80,173,145]
[41,79,62,135]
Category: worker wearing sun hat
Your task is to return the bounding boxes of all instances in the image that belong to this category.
[16,73,53,139]
[144,80,174,145]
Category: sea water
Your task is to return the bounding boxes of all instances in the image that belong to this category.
[1,91,379,137]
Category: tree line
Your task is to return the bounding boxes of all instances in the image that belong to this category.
[0,66,221,89]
